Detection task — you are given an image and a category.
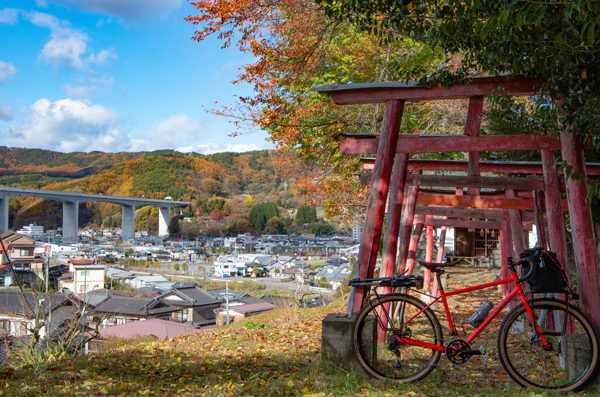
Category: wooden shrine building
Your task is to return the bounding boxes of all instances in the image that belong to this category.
[315,76,600,333]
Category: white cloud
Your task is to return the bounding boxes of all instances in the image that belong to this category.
[63,75,115,98]
[87,48,116,65]
[0,61,16,82]
[177,142,261,155]
[53,0,182,22]
[128,114,262,154]
[0,8,20,24]
[129,114,206,151]
[2,104,264,154]
[0,105,12,121]
[40,30,88,68]
[3,98,130,152]
[25,11,116,70]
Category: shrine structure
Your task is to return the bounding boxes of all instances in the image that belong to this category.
[314,77,600,337]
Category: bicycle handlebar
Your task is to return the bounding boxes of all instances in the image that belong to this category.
[508,248,542,284]
[348,275,424,289]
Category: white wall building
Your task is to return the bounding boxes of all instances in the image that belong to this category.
[126,275,169,290]
[214,255,246,277]
[59,260,105,295]
[352,219,363,242]
[16,224,45,239]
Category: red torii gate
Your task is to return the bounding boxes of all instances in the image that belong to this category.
[315,76,600,331]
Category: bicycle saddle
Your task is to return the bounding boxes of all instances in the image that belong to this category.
[418,261,457,271]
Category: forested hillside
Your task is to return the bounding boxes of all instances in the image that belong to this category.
[0,147,336,236]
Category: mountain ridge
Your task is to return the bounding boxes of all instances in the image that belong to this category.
[0,147,286,232]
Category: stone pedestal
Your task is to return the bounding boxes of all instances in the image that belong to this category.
[562,333,598,385]
[321,313,374,369]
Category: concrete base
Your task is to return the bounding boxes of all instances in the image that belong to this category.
[321,313,374,369]
[562,333,598,385]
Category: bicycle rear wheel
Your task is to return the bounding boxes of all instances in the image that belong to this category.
[353,294,443,382]
[498,298,599,392]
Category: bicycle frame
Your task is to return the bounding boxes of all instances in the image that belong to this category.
[394,268,551,351]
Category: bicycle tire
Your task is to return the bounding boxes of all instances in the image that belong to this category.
[353,294,443,382]
[497,298,600,392]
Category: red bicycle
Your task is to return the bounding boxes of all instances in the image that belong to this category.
[349,249,599,392]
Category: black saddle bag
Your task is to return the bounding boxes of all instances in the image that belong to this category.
[520,249,568,293]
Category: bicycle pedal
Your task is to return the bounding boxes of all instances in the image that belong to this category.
[479,346,489,363]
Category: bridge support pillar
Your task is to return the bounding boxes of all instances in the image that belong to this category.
[122,205,136,241]
[0,195,9,233]
[62,201,79,243]
[158,207,170,237]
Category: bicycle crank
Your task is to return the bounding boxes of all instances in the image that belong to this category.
[445,339,483,365]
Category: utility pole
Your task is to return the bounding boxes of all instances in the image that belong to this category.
[225,277,230,325]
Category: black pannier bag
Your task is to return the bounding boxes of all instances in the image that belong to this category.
[519,249,569,293]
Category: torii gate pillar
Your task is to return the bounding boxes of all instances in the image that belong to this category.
[560,131,600,331]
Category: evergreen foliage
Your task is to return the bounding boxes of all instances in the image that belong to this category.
[249,202,278,232]
[295,205,318,226]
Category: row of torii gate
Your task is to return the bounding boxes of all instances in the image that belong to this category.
[315,76,600,331]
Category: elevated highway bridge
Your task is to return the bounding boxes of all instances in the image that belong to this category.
[0,187,190,242]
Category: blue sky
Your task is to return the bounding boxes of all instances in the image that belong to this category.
[0,0,273,154]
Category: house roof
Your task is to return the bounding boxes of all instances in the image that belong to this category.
[70,259,94,266]
[133,275,168,283]
[316,264,352,282]
[260,296,295,308]
[92,295,178,317]
[98,318,201,339]
[0,231,35,250]
[159,287,222,307]
[208,289,250,302]
[227,302,276,315]
[0,290,72,318]
[81,293,110,308]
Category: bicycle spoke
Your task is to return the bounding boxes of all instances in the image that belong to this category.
[498,299,599,392]
[354,294,442,382]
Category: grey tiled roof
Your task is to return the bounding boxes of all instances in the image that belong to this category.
[0,290,70,318]
[92,295,178,317]
[159,287,222,307]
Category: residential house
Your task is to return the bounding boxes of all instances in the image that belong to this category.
[283,266,304,281]
[126,275,169,290]
[157,286,223,325]
[91,295,180,328]
[58,259,106,295]
[16,224,44,239]
[0,290,80,338]
[208,289,262,304]
[0,231,38,269]
[267,257,296,279]
[326,254,349,266]
[314,264,352,290]
[255,242,278,255]
[106,267,135,283]
[213,255,246,277]
[0,268,40,287]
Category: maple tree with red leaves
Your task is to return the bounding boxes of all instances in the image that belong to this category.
[186,0,443,221]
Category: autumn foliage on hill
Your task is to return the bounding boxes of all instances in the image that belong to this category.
[2,149,280,230]
[186,0,444,220]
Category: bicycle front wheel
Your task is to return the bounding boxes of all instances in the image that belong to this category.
[498,298,599,392]
[353,294,443,382]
